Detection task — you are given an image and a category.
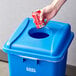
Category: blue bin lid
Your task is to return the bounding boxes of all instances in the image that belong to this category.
[3,18,74,62]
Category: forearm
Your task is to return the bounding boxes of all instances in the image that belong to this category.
[43,0,67,13]
[51,0,67,10]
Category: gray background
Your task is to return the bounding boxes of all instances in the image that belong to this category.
[0,0,76,66]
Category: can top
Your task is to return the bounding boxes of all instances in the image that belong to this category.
[3,18,74,62]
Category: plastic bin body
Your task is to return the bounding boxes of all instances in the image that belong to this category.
[3,18,74,76]
[7,52,67,76]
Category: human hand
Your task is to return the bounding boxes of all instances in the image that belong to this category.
[40,0,66,23]
[32,0,66,28]
[32,7,58,28]
[40,5,58,24]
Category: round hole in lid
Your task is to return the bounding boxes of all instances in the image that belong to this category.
[28,27,49,39]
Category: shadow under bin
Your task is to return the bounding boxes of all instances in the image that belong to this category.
[3,18,74,76]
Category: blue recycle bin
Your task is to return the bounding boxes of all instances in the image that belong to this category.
[3,18,74,76]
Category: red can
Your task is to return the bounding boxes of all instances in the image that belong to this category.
[32,10,47,29]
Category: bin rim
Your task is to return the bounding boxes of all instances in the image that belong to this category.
[3,32,74,62]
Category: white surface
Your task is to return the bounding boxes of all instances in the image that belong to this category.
[0,0,76,66]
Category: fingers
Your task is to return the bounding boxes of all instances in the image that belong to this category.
[40,9,44,21]
[32,7,57,28]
